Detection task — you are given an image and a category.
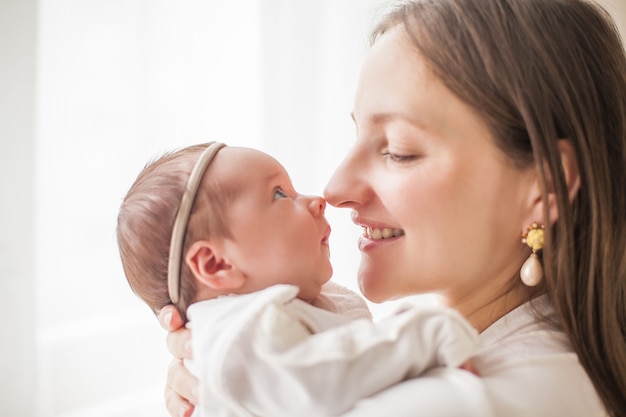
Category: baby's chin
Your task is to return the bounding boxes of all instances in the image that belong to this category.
[299,287,322,303]
[300,285,325,303]
[296,269,332,300]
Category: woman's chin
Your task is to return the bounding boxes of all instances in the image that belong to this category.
[358,278,391,303]
[357,260,393,302]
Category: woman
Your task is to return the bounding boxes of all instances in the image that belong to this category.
[160,0,626,415]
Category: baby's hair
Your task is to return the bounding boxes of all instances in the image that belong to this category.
[117,143,232,321]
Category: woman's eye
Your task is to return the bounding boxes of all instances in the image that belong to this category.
[273,187,289,200]
[382,152,417,163]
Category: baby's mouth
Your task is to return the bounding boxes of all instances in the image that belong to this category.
[362,227,405,240]
[321,226,331,244]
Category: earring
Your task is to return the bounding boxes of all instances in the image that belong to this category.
[520,223,544,286]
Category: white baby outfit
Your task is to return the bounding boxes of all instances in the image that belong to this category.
[186,281,479,417]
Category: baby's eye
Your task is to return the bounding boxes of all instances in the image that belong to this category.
[273,187,289,200]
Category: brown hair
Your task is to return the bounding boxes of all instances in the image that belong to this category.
[117,143,232,322]
[373,0,626,414]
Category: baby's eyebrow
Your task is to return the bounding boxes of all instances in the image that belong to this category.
[260,171,283,186]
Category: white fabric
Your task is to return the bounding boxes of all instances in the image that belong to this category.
[186,282,479,417]
[339,295,606,417]
[310,281,373,321]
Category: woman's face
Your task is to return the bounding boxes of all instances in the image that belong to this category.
[324,28,535,306]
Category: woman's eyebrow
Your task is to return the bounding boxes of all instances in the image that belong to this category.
[351,111,431,132]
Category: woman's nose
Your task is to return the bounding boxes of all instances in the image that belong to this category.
[323,148,363,208]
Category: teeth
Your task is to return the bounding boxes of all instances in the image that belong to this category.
[363,227,404,240]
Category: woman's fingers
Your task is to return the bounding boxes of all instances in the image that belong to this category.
[159,305,192,359]
[164,382,194,417]
[165,359,199,416]
[160,305,196,415]
[158,305,185,331]
[459,358,480,376]
[165,326,193,359]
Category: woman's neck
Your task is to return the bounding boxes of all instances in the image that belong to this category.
[445,284,544,332]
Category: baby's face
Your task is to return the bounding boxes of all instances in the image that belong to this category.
[211,147,332,302]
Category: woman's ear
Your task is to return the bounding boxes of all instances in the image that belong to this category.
[557,140,581,203]
[525,139,581,225]
[185,240,245,290]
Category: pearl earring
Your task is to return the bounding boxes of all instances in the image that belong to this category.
[520,223,544,286]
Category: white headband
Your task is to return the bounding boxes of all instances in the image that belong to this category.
[167,142,226,304]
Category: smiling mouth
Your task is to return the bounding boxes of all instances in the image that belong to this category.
[362,227,405,240]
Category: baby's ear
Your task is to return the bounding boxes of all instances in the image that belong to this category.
[185,241,245,290]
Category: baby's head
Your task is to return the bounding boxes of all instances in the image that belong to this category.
[117,143,332,321]
[117,143,231,320]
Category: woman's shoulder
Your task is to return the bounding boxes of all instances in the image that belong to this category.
[475,295,572,368]
[474,295,606,416]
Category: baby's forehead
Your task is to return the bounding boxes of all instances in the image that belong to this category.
[206,146,286,185]
[222,146,273,162]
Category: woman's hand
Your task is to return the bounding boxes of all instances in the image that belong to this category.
[459,358,480,376]
[159,306,199,417]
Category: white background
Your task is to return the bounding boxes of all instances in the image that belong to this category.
[2,0,625,416]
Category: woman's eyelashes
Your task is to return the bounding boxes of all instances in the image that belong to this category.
[381,151,419,163]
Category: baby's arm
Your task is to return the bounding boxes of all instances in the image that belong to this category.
[252,304,478,416]
[194,285,478,417]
